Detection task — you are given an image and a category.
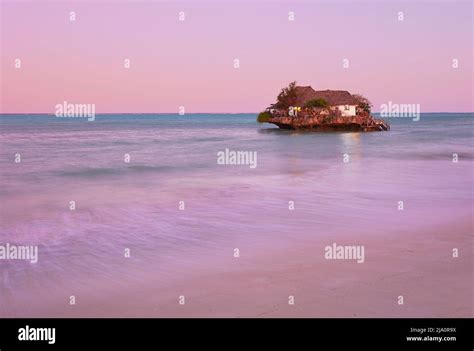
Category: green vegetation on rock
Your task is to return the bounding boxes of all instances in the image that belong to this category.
[257,111,272,123]
[304,98,328,108]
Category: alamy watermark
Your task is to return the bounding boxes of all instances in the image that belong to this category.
[380,101,420,121]
[55,101,95,121]
[18,326,55,345]
[0,243,38,263]
[217,148,257,169]
[325,243,365,263]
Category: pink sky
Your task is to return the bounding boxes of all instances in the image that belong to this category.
[1,0,472,113]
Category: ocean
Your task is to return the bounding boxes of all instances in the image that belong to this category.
[0,113,472,316]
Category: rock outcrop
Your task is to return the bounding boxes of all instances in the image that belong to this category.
[260,83,390,131]
[268,112,390,131]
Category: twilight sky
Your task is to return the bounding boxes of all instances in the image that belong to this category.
[1,0,472,113]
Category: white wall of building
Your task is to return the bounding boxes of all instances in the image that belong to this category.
[334,105,357,117]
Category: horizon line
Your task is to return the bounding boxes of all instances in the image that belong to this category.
[0,112,473,115]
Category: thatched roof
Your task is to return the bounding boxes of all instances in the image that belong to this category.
[294,86,358,107]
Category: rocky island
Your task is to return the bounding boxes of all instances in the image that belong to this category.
[258,82,389,131]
